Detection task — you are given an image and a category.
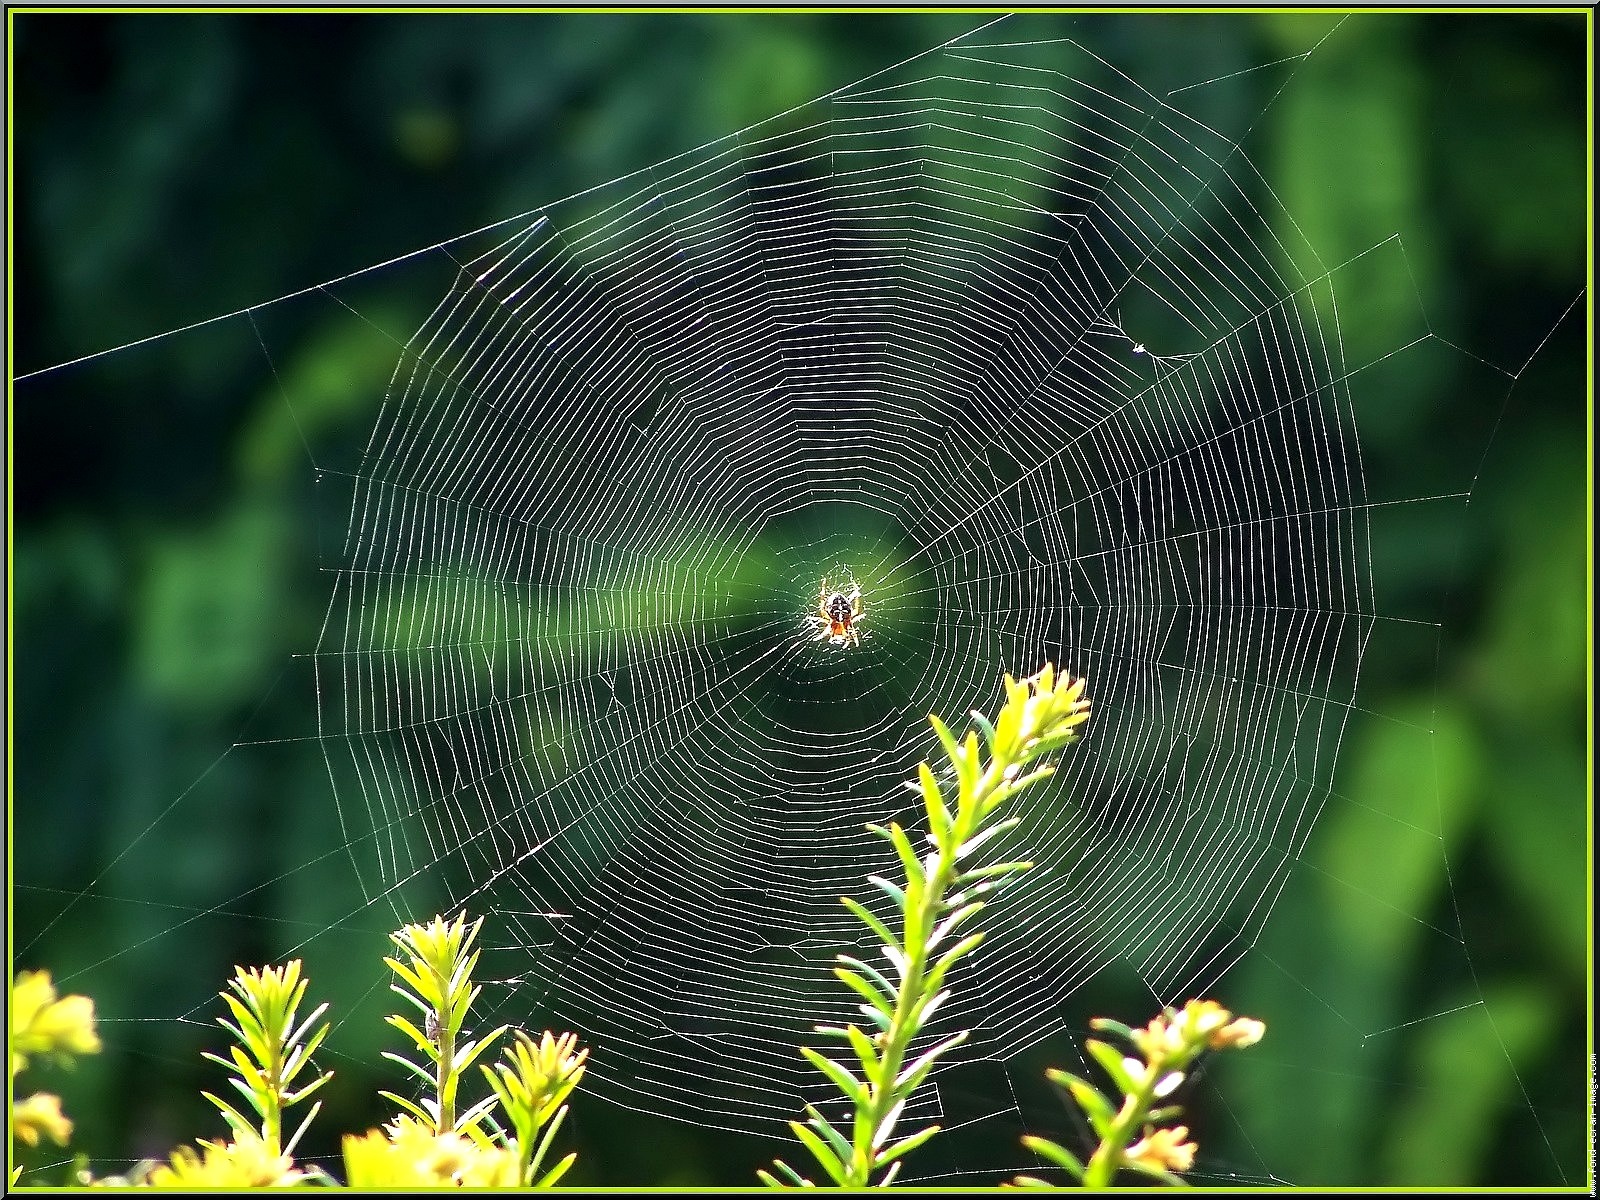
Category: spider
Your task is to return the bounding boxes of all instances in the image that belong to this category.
[811,576,865,648]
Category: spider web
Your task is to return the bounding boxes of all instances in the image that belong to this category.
[319,26,1371,1139]
[11,12,1583,1189]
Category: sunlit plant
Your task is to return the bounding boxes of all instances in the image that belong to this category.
[14,675,1265,1191]
[479,1030,589,1187]
[761,663,1092,1188]
[369,912,589,1188]
[341,1119,521,1188]
[85,962,333,1187]
[9,969,102,1185]
[380,911,508,1136]
[28,911,590,1188]
[131,1131,310,1189]
[1017,998,1265,1187]
[201,960,333,1163]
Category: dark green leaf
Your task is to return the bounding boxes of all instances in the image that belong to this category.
[894,1029,968,1090]
[791,1120,849,1186]
[926,932,985,990]
[799,1046,866,1104]
[838,899,900,954]
[1062,1074,1115,1136]
[968,710,998,753]
[1021,1134,1085,1180]
[867,873,909,910]
[873,1121,942,1167]
[833,967,895,1018]
[804,1106,854,1163]
[836,953,897,996]
[1084,1039,1137,1093]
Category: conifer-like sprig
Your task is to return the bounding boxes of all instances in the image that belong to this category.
[200,960,333,1161]
[762,664,1091,1188]
[381,911,509,1136]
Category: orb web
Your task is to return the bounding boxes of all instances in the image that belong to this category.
[319,30,1372,1133]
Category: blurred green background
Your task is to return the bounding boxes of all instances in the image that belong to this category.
[9,9,1588,1188]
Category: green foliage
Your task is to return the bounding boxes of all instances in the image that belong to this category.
[1017,1001,1265,1188]
[135,505,292,714]
[480,1031,589,1187]
[12,916,589,1189]
[9,971,102,1185]
[762,664,1092,1188]
[12,897,1273,1191]
[379,912,508,1136]
[1377,984,1555,1185]
[200,960,333,1160]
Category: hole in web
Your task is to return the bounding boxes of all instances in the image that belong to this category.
[10,12,1584,1189]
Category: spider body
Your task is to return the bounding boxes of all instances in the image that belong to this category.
[812,576,865,648]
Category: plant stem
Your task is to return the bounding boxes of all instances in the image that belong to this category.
[263,1038,283,1157]
[846,760,1000,1186]
[1081,1068,1158,1187]
[435,998,455,1133]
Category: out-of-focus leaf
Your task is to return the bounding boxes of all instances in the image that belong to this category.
[1432,27,1587,283]
[238,309,412,486]
[135,503,290,712]
[1321,698,1481,962]
[1266,16,1440,444]
[1473,431,1586,724]
[1378,984,1556,1185]
[1478,742,1587,978]
[705,19,828,130]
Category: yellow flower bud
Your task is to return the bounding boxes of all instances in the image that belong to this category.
[345,1121,520,1187]
[12,1092,72,1147]
[1178,999,1232,1040]
[9,970,101,1069]
[1125,1124,1197,1173]
[1209,1016,1266,1049]
[144,1133,304,1187]
[1131,1012,1186,1060]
